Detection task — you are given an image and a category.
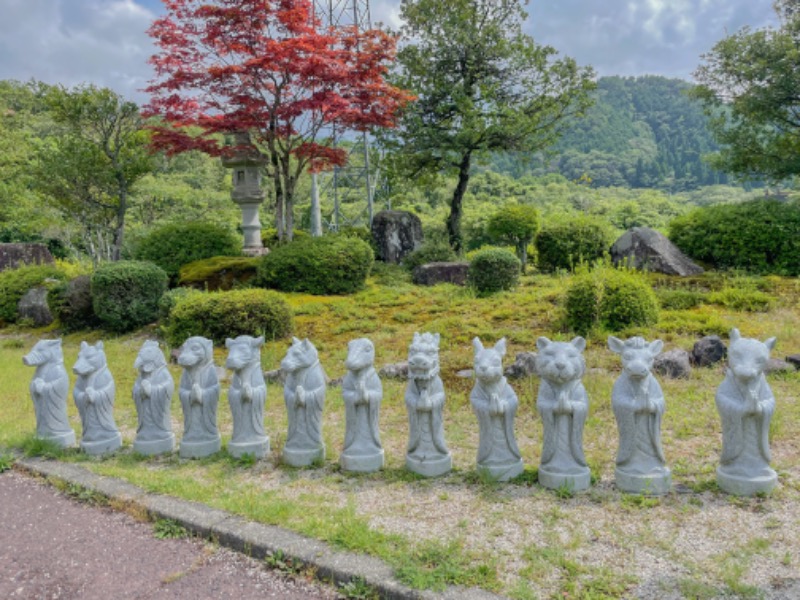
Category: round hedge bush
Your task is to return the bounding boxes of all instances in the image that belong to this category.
[486,204,540,270]
[91,260,168,332]
[0,264,66,325]
[468,248,520,296]
[133,222,241,283]
[255,235,374,295]
[163,288,293,347]
[669,199,800,275]
[565,267,659,335]
[47,275,99,331]
[402,239,457,273]
[536,216,614,272]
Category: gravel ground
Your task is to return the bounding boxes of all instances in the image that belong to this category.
[0,470,340,600]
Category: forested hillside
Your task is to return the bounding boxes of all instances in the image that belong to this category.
[488,76,735,191]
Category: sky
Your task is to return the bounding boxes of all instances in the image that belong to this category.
[0,0,780,104]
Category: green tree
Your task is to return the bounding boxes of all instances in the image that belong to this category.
[693,0,800,181]
[387,0,594,252]
[486,204,539,272]
[34,84,153,261]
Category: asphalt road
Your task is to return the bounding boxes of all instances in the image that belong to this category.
[0,469,339,599]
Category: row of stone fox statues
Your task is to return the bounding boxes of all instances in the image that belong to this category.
[22,327,778,497]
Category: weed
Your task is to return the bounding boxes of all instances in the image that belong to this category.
[59,481,108,506]
[676,577,720,600]
[621,494,661,509]
[231,452,257,468]
[264,549,303,574]
[553,481,575,500]
[338,577,378,600]
[20,435,65,459]
[394,539,498,592]
[508,468,538,487]
[153,518,190,539]
[0,452,14,473]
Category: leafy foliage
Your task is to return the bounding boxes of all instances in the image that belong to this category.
[402,239,458,273]
[91,260,168,332]
[0,264,66,325]
[178,256,260,291]
[47,275,99,331]
[669,200,800,275]
[486,204,539,272]
[468,248,520,296]
[255,236,374,295]
[163,288,292,347]
[535,216,614,272]
[133,222,241,283]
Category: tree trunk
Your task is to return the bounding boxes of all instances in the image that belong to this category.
[111,179,127,261]
[519,242,527,274]
[447,150,472,254]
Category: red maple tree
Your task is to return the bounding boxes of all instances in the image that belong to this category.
[145,0,412,240]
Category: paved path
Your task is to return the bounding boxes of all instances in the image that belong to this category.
[0,470,339,600]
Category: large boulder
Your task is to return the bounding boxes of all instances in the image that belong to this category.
[505,352,538,379]
[371,210,423,264]
[18,287,54,327]
[412,262,470,286]
[691,335,726,367]
[654,349,692,379]
[0,243,54,272]
[610,227,703,276]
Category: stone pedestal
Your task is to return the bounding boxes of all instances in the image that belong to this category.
[538,467,591,492]
[406,453,451,478]
[133,435,175,456]
[180,437,222,459]
[717,467,777,496]
[341,449,384,473]
[283,445,325,468]
[228,438,269,459]
[615,468,671,495]
[82,433,123,456]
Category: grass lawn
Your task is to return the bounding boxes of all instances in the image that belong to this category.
[2,267,799,598]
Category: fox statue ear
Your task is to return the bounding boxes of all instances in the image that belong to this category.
[81,341,88,350]
[649,339,664,357]
[607,336,624,354]
[494,337,507,357]
[96,340,104,350]
[764,337,777,351]
[730,328,741,343]
[254,336,265,347]
[225,338,234,348]
[472,337,484,356]
[536,337,551,351]
[571,336,586,352]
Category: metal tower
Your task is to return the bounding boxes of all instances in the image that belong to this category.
[312,0,380,232]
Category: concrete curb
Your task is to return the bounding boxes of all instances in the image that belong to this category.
[15,457,505,600]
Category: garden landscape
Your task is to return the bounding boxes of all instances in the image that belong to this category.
[2,1,800,599]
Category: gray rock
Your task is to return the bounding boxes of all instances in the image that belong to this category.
[785,354,800,370]
[22,339,75,448]
[504,351,537,379]
[73,341,122,456]
[691,335,727,367]
[132,341,175,456]
[608,336,671,495]
[716,328,778,496]
[178,336,222,458]
[371,210,423,264]
[264,368,285,383]
[0,243,54,272]
[18,286,54,327]
[340,338,384,473]
[412,262,470,286]
[225,336,269,459]
[765,358,794,374]
[379,361,408,379]
[653,349,692,379]
[610,227,704,276]
[281,338,326,467]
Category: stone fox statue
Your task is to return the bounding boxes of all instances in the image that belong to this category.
[132,340,175,455]
[225,335,268,458]
[608,335,670,495]
[535,336,590,491]
[178,336,221,458]
[405,332,451,477]
[281,337,326,467]
[73,341,121,455]
[471,337,523,481]
[341,338,384,472]
[716,328,778,496]
[23,338,75,447]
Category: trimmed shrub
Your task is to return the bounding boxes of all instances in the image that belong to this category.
[255,235,374,295]
[0,264,66,325]
[158,287,202,322]
[178,256,260,291]
[536,216,614,272]
[565,267,659,335]
[486,204,540,271]
[403,239,458,273]
[47,275,99,331]
[133,222,241,283]
[262,228,311,248]
[669,199,800,275]
[164,288,293,347]
[656,289,707,310]
[468,248,520,296]
[91,261,168,332]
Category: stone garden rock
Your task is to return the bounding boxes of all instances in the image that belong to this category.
[653,349,692,379]
[371,210,423,264]
[536,336,591,492]
[608,336,671,495]
[226,336,269,459]
[281,338,326,467]
[132,341,175,456]
[0,243,54,271]
[691,335,727,367]
[379,361,408,379]
[471,337,523,482]
[18,286,54,327]
[22,339,75,448]
[412,262,470,286]
[178,336,221,458]
[610,227,704,276]
[715,328,778,496]
[73,341,122,456]
[504,351,538,379]
[765,358,794,374]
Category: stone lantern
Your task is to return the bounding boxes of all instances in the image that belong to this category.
[221,132,269,256]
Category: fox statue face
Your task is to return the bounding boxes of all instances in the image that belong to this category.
[73,341,107,376]
[727,328,776,384]
[473,337,507,385]
[281,337,319,374]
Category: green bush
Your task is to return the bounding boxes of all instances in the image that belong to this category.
[47,275,99,331]
[133,222,241,283]
[262,228,311,248]
[707,287,775,312]
[178,256,260,291]
[158,287,202,322]
[669,200,800,275]
[536,216,614,272]
[164,288,293,346]
[403,239,458,273]
[91,261,168,332]
[565,267,659,335]
[655,288,707,310]
[486,204,540,271]
[0,264,66,324]
[468,248,520,296]
[255,235,374,295]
